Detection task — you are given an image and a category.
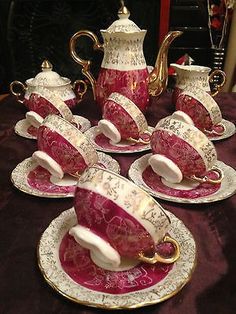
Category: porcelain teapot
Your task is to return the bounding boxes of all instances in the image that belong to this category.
[10,60,87,109]
[69,1,182,112]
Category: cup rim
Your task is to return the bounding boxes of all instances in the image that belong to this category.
[79,165,171,224]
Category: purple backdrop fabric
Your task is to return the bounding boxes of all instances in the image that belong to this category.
[0,91,236,314]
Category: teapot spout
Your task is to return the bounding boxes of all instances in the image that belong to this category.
[148,31,183,97]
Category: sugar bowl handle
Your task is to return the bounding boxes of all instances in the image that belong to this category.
[209,69,226,97]
[10,80,27,103]
[72,80,87,102]
[70,30,104,99]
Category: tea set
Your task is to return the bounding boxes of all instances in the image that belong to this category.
[9,1,236,310]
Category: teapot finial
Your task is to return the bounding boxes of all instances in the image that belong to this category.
[41,60,53,72]
[118,0,130,19]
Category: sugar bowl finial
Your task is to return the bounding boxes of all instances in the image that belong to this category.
[118,0,130,18]
[41,60,53,72]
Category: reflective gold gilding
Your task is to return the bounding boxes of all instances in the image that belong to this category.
[69,30,104,99]
[148,31,183,97]
[209,69,226,97]
[37,207,197,309]
[138,235,180,264]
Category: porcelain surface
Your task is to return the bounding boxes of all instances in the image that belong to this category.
[38,207,196,309]
[129,154,236,203]
[85,126,153,153]
[11,154,120,198]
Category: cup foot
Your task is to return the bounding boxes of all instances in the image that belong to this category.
[50,174,78,186]
[32,151,64,179]
[98,119,121,144]
[172,110,194,125]
[148,154,183,183]
[90,251,139,271]
[25,111,44,128]
[69,225,121,270]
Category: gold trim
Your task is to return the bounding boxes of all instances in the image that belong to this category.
[128,154,236,204]
[37,208,197,309]
[84,126,153,154]
[11,155,120,198]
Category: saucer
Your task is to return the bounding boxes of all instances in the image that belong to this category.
[11,153,120,198]
[84,126,153,154]
[208,119,235,141]
[38,207,196,309]
[128,154,236,203]
[14,115,91,140]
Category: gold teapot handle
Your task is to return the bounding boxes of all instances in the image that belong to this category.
[209,69,226,97]
[138,235,180,264]
[10,80,27,103]
[69,30,104,99]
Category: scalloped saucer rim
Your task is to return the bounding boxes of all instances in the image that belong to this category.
[14,115,91,140]
[209,119,235,141]
[37,207,196,309]
[11,152,120,198]
[84,126,153,154]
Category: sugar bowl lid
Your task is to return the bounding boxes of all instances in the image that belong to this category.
[27,60,70,87]
[103,1,144,34]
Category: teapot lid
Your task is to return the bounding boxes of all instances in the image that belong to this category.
[104,1,143,33]
[28,60,70,87]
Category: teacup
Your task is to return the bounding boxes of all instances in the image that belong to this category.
[32,114,98,179]
[175,86,224,136]
[25,87,74,128]
[69,166,180,271]
[148,115,223,185]
[98,92,150,144]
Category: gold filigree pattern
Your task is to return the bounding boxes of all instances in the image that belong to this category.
[128,154,236,204]
[11,154,120,198]
[77,166,170,239]
[182,87,222,124]
[156,117,217,168]
[101,33,146,70]
[37,207,196,309]
[107,92,148,133]
[43,115,98,166]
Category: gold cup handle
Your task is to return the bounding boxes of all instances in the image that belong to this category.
[69,30,104,99]
[127,130,152,145]
[138,235,180,264]
[72,79,88,102]
[209,69,226,97]
[190,166,224,185]
[204,122,226,136]
[10,80,27,103]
